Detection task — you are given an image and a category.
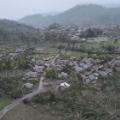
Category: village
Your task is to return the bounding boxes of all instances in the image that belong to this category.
[0,23,120,120]
[0,46,119,93]
[0,24,119,119]
[1,1,120,119]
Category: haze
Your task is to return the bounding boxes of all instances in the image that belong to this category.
[0,0,120,20]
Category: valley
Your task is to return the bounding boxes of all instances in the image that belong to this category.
[0,3,120,120]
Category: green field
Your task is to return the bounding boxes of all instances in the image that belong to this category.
[0,98,11,110]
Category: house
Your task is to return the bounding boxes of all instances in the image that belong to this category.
[24,83,33,89]
[25,71,38,79]
[60,82,70,88]
[33,65,44,73]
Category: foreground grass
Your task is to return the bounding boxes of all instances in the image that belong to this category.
[1,104,59,120]
[0,98,11,110]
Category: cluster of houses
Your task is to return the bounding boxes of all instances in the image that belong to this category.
[0,47,119,91]
[43,24,111,43]
[0,48,25,60]
[23,54,120,90]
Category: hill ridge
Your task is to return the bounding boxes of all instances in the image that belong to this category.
[19,4,120,28]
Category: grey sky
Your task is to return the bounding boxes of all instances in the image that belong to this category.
[0,0,119,20]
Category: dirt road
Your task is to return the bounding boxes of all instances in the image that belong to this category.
[0,80,45,119]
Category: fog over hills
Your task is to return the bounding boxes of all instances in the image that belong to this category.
[19,4,120,28]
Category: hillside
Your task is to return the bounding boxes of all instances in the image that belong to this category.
[19,14,53,28]
[19,4,120,27]
[0,19,42,45]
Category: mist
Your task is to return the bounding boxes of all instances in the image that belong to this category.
[0,0,120,20]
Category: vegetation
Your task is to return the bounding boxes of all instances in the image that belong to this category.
[1,104,59,120]
[80,28,103,38]
[2,71,120,120]
[62,64,74,74]
[0,77,23,99]
[0,98,11,110]
[32,91,56,104]
[0,11,120,120]
[45,69,58,80]
[0,52,31,71]
[0,19,42,46]
[30,72,120,120]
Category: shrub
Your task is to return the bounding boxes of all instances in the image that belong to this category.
[45,69,58,80]
[11,88,23,99]
[32,91,56,104]
[62,64,74,74]
[0,77,23,98]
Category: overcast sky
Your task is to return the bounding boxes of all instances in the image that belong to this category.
[0,0,119,20]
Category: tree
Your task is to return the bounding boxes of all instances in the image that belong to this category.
[47,23,61,30]
[45,69,58,80]
[80,28,103,38]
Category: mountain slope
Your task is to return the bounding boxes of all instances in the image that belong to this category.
[19,4,120,27]
[0,19,41,44]
[20,14,52,28]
